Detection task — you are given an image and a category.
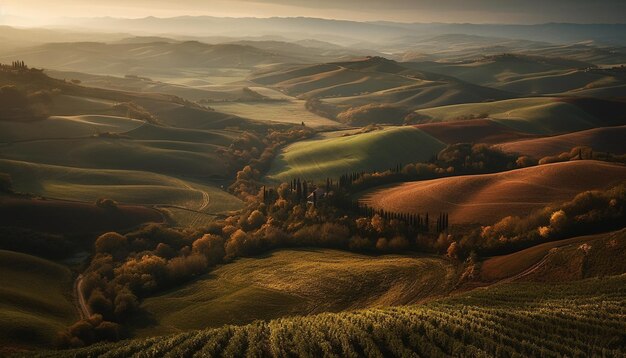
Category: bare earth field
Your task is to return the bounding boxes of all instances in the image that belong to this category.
[359,160,626,224]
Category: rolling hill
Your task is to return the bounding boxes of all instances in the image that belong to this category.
[406,54,596,91]
[251,57,513,113]
[0,194,162,235]
[250,58,419,99]
[415,119,537,145]
[0,41,303,78]
[45,70,275,103]
[0,250,77,350]
[358,161,626,225]
[266,126,446,182]
[0,159,242,214]
[31,274,626,357]
[321,79,512,114]
[0,115,145,143]
[415,97,626,135]
[0,137,231,180]
[406,54,626,95]
[133,249,457,337]
[480,229,626,283]
[496,125,626,158]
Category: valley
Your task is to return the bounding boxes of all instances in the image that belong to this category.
[0,11,625,357]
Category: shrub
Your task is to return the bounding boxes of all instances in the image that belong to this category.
[192,234,226,265]
[94,232,128,254]
[95,198,118,209]
[336,104,411,126]
[247,210,266,230]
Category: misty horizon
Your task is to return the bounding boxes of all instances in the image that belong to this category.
[0,1,625,356]
[2,0,626,27]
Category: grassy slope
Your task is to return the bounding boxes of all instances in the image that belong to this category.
[0,137,230,180]
[416,97,601,135]
[409,56,586,86]
[322,79,512,111]
[0,159,242,213]
[34,275,626,357]
[415,119,537,145]
[496,125,626,157]
[134,249,456,337]
[0,115,145,143]
[0,250,76,349]
[45,70,268,102]
[267,126,446,182]
[480,232,610,282]
[481,228,626,283]
[495,69,623,95]
[250,61,418,98]
[409,56,623,95]
[0,194,163,234]
[359,161,626,225]
[210,100,341,128]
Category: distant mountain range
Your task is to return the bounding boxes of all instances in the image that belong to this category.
[55,16,626,46]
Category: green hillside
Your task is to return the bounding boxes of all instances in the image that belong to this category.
[133,249,456,337]
[322,79,511,112]
[407,55,625,95]
[0,115,145,143]
[0,250,77,349]
[210,100,341,128]
[32,275,626,357]
[0,137,230,180]
[266,126,446,182]
[415,97,603,135]
[0,159,242,214]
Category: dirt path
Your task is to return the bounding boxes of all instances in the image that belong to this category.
[496,251,556,285]
[74,274,91,319]
[174,178,210,212]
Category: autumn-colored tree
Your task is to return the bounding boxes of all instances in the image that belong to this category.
[94,232,127,254]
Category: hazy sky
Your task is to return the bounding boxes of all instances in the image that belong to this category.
[1,0,625,25]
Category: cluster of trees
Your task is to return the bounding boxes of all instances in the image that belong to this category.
[539,146,626,165]
[112,102,159,124]
[226,127,315,200]
[10,60,27,70]
[338,143,527,193]
[336,104,413,126]
[95,198,118,209]
[451,181,626,258]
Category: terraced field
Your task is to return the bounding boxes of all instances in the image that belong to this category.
[32,275,626,357]
[266,126,446,182]
[359,161,626,224]
[133,249,457,337]
[0,250,77,349]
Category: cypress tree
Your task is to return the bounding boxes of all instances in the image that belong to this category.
[296,179,302,200]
